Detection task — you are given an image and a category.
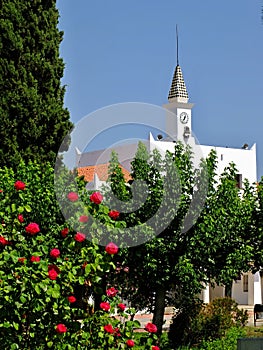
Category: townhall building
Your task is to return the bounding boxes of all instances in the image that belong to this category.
[76,56,260,309]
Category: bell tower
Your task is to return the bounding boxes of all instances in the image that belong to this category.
[163,27,195,146]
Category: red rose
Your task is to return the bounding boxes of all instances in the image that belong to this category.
[48,269,58,280]
[48,264,60,273]
[25,223,40,235]
[48,264,60,280]
[17,214,24,223]
[108,210,120,220]
[14,181,26,191]
[74,232,85,242]
[118,303,126,311]
[56,323,67,333]
[105,242,118,255]
[126,340,135,347]
[152,346,160,350]
[106,287,118,297]
[50,248,60,258]
[100,302,111,311]
[79,215,89,223]
[30,256,40,262]
[145,322,157,333]
[61,228,69,237]
[68,295,76,303]
[48,264,60,272]
[67,191,79,202]
[18,257,26,264]
[0,236,9,246]
[90,191,103,204]
[104,324,114,333]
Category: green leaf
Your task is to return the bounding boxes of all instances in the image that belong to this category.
[24,204,32,212]
[13,322,19,330]
[20,295,26,303]
[78,276,85,284]
[35,285,41,295]
[51,290,60,298]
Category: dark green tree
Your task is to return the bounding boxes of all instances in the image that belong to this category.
[0,0,72,167]
[105,142,256,341]
[251,178,263,271]
[105,142,212,334]
[193,164,255,293]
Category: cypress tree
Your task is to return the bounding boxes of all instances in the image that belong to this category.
[0,0,73,167]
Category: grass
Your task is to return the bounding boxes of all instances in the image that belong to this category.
[244,325,263,337]
[132,326,263,349]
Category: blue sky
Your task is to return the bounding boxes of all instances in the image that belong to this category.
[57,0,263,179]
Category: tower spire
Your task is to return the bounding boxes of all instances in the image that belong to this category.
[176,24,179,66]
[168,25,189,103]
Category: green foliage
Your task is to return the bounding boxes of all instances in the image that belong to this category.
[191,163,255,292]
[105,142,213,334]
[196,326,246,350]
[251,178,263,272]
[0,0,73,167]
[106,150,131,203]
[169,298,248,349]
[0,161,161,349]
[105,143,256,340]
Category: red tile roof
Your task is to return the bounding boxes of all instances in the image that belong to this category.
[77,163,131,183]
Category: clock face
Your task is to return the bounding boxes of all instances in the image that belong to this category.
[180,112,189,124]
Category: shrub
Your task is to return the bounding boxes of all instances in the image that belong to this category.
[0,161,160,349]
[169,297,248,348]
[196,326,246,350]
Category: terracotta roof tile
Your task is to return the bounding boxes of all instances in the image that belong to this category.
[78,163,131,183]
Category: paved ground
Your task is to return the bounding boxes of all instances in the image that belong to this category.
[133,310,173,330]
[133,305,258,330]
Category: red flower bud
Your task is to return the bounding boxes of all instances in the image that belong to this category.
[50,248,60,259]
[79,215,89,223]
[106,287,118,297]
[25,223,40,235]
[100,302,111,311]
[118,303,126,311]
[30,256,40,262]
[61,228,69,237]
[126,339,135,347]
[145,322,157,333]
[14,181,26,191]
[68,295,77,303]
[17,214,24,223]
[105,242,118,255]
[90,191,103,204]
[67,192,79,202]
[56,323,67,333]
[108,210,120,220]
[74,232,85,242]
[104,324,114,333]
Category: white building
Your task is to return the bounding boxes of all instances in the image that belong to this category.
[77,56,260,310]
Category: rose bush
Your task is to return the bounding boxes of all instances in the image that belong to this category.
[0,161,161,349]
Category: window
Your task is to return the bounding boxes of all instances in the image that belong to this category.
[235,273,241,282]
[243,274,248,292]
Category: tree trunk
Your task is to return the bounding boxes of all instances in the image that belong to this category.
[152,285,166,336]
[225,283,232,298]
